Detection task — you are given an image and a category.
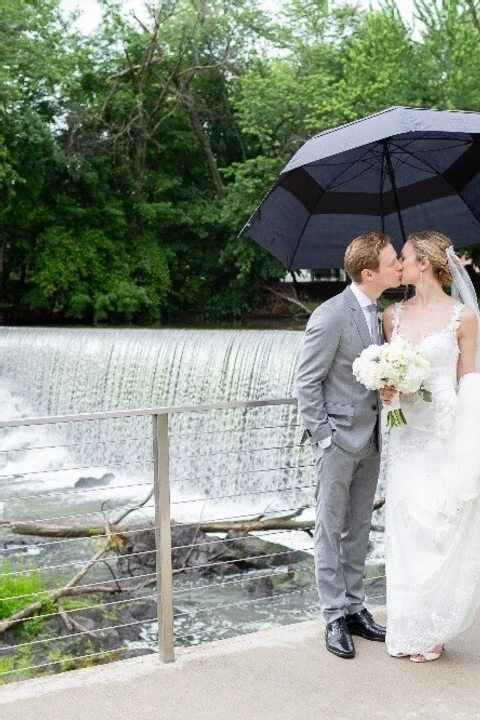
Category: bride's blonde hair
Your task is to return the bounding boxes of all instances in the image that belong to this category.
[407,230,453,286]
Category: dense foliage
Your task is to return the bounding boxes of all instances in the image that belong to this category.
[2,0,480,324]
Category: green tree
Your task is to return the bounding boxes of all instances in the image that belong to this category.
[0,0,78,303]
[415,0,480,110]
[4,0,480,324]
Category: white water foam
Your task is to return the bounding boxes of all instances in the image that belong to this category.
[0,329,313,538]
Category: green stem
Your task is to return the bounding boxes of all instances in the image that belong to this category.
[387,409,408,427]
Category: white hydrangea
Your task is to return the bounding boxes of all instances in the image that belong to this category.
[353,336,431,394]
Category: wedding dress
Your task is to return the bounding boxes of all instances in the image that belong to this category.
[385,300,480,656]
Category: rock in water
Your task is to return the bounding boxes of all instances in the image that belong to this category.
[75,472,115,489]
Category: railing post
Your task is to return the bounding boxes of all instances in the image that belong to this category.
[153,413,175,663]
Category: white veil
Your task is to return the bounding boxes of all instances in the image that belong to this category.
[446,246,480,371]
[440,246,480,512]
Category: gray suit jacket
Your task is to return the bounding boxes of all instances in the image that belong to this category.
[296,286,379,454]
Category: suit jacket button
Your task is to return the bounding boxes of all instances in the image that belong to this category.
[372,404,377,411]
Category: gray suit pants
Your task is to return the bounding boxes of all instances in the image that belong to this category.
[313,431,380,623]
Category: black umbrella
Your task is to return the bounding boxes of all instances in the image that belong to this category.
[239,106,480,269]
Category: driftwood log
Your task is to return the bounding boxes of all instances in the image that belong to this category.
[0,497,384,539]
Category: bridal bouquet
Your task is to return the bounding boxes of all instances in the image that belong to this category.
[352,337,432,427]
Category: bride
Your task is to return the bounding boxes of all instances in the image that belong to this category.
[381,230,480,662]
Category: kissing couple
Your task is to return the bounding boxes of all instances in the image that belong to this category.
[296,230,480,663]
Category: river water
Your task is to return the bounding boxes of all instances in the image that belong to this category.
[0,327,385,650]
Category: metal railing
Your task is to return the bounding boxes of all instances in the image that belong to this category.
[0,398,385,682]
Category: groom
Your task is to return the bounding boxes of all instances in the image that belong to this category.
[296,232,402,659]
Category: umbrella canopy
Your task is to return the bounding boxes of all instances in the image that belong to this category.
[239,106,480,269]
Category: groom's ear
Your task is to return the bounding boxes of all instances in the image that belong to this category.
[360,268,374,283]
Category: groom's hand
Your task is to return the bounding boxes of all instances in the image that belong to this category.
[380,386,397,405]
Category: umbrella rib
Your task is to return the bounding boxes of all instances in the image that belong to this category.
[392,135,469,153]
[389,154,435,174]
[327,159,380,191]
[389,137,470,163]
[287,144,382,269]
[389,139,480,226]
[389,137,470,167]
[317,144,382,192]
[326,149,388,191]
[389,137,472,179]
[409,140,469,154]
[286,185,327,270]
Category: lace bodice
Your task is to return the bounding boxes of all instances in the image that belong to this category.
[391,301,464,390]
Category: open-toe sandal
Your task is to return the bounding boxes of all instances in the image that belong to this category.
[409,646,444,663]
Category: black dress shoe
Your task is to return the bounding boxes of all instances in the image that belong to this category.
[345,608,386,642]
[325,618,355,658]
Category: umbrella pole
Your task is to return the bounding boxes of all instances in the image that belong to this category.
[383,140,411,299]
[382,140,406,244]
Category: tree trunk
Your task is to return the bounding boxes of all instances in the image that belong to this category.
[182,84,225,199]
[466,0,480,37]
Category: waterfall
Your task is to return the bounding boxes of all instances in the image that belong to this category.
[0,328,302,414]
[0,328,312,526]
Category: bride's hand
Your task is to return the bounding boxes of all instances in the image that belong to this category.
[379,386,397,405]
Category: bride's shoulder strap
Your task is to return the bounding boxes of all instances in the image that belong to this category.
[448,303,465,332]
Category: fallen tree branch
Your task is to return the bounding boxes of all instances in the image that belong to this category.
[0,520,105,537]
[0,487,163,635]
[57,600,100,638]
[263,285,312,315]
[0,499,385,540]
[197,519,314,533]
[0,540,112,634]
[111,487,155,527]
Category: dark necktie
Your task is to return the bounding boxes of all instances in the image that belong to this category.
[366,303,382,345]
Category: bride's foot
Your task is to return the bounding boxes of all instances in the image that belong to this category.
[409,644,444,663]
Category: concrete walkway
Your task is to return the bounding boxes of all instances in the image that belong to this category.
[1,611,479,720]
